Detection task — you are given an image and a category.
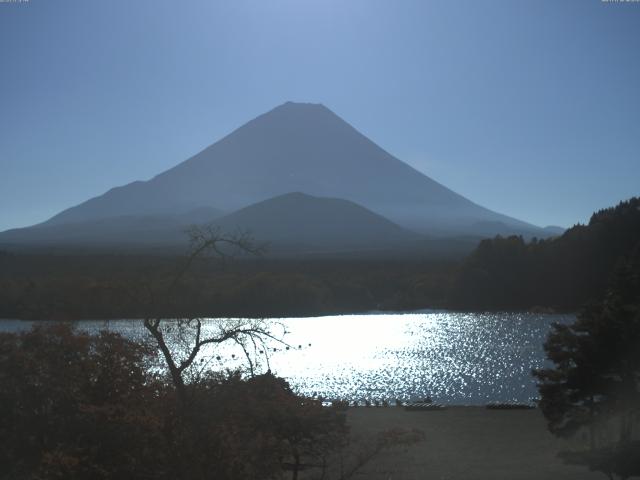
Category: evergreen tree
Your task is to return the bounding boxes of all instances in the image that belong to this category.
[533,247,640,478]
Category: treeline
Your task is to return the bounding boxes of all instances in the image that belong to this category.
[451,197,640,311]
[0,254,455,320]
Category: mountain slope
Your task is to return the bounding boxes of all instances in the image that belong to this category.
[0,193,424,254]
[214,192,420,252]
[40,102,542,237]
[0,207,223,248]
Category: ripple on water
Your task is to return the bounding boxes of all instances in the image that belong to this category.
[0,311,574,405]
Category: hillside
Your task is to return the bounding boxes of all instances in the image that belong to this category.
[450,197,640,311]
[215,192,421,253]
[0,193,433,256]
[0,207,223,250]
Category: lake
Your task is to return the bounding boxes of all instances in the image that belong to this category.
[0,311,574,405]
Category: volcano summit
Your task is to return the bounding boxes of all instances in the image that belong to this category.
[1,102,549,252]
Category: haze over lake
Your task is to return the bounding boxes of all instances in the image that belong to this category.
[2,311,574,405]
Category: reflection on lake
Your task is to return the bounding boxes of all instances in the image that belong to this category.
[0,311,574,405]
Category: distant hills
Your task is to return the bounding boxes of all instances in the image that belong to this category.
[0,193,421,253]
[2,192,485,256]
[0,207,223,249]
[451,197,640,311]
[0,102,559,254]
[216,192,421,252]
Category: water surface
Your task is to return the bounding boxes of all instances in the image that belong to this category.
[0,311,573,405]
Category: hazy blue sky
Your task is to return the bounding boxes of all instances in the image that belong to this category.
[1,0,639,231]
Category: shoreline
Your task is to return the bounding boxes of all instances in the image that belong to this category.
[0,307,577,322]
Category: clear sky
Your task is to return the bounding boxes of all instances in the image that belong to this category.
[1,0,639,231]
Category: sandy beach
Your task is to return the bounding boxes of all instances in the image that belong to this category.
[342,406,602,480]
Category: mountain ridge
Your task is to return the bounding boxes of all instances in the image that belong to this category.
[39,102,543,237]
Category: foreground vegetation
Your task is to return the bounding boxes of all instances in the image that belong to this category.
[0,323,352,480]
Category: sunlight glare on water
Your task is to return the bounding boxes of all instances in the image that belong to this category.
[1,311,574,405]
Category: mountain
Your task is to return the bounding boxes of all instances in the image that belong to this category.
[34,102,543,237]
[542,225,566,236]
[0,194,425,254]
[215,192,420,253]
[0,207,223,249]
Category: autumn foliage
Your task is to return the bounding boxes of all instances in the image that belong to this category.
[0,324,347,480]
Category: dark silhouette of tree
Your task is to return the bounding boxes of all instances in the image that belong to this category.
[533,247,640,479]
[141,224,281,403]
[181,371,349,480]
[136,225,352,478]
[0,324,165,479]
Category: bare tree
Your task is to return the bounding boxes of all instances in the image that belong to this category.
[142,224,281,404]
